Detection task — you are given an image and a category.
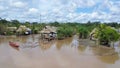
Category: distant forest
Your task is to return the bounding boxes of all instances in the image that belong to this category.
[0,18,120,27]
[0,17,120,35]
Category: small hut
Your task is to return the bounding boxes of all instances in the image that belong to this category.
[40,26,57,40]
[89,28,98,41]
[16,25,31,35]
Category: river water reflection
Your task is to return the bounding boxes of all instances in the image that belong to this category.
[0,35,120,68]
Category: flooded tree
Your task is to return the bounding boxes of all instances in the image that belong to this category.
[57,26,74,40]
[78,27,89,39]
[95,24,120,47]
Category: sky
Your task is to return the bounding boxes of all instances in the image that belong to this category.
[0,0,120,23]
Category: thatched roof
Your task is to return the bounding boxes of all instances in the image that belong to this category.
[90,28,97,35]
[16,25,31,32]
[40,29,51,34]
[40,26,57,34]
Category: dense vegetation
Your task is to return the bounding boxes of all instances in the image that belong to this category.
[77,27,89,39]
[0,18,120,47]
[94,24,120,47]
[57,26,74,39]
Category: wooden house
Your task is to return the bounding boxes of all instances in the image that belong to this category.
[40,26,57,40]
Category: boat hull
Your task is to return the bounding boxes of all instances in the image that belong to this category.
[9,41,19,47]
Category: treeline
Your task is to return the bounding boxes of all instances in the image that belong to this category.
[0,18,120,35]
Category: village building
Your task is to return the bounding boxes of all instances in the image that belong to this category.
[40,26,57,40]
[16,25,31,35]
[89,28,98,41]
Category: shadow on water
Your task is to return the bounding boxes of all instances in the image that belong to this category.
[91,46,119,64]
[39,40,55,51]
[77,45,87,52]
[98,54,119,64]
[56,37,73,50]
[0,35,29,44]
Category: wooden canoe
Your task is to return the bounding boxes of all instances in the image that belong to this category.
[9,41,19,47]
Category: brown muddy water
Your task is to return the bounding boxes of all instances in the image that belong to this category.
[0,35,120,68]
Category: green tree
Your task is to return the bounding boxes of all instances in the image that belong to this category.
[0,24,7,35]
[78,27,89,39]
[11,20,20,27]
[57,26,74,40]
[95,24,120,47]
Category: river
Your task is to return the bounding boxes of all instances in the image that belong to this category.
[0,35,120,68]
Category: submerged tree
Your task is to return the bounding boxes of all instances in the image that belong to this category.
[95,24,120,47]
[57,27,64,40]
[78,27,89,39]
[57,26,74,40]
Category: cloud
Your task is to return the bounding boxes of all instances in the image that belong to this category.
[73,0,96,8]
[28,8,38,13]
[10,1,27,8]
[0,6,4,10]
[0,0,120,23]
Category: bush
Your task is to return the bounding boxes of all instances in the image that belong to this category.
[57,27,65,39]
[96,24,120,46]
[6,31,15,35]
[57,26,74,40]
[77,27,89,39]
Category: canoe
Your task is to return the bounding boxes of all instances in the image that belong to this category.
[9,41,19,47]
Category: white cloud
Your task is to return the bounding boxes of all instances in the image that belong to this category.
[0,6,4,10]
[0,0,120,23]
[28,8,38,13]
[73,0,96,8]
[10,1,27,8]
[109,1,120,13]
[0,5,9,11]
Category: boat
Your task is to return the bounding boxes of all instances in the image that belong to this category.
[9,41,19,47]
